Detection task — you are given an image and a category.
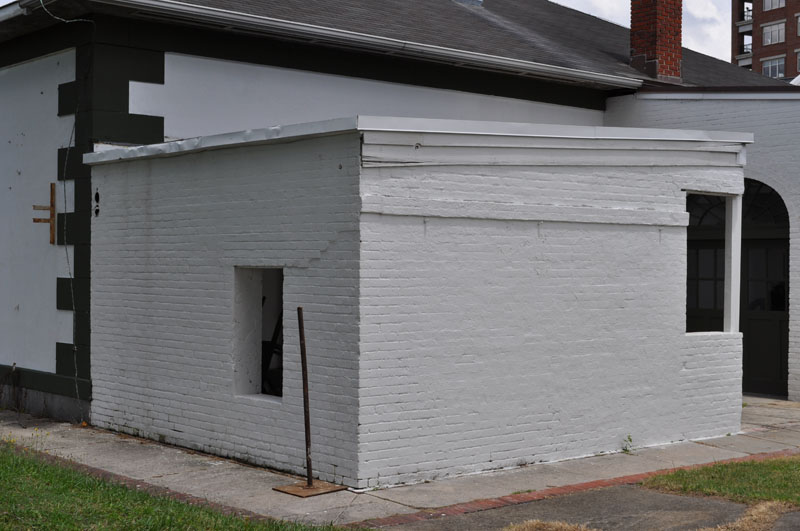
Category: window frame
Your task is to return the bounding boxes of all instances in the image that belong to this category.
[763,21,786,45]
[764,0,785,11]
[762,56,786,78]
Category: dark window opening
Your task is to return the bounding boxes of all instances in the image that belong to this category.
[261,269,283,396]
[686,194,726,332]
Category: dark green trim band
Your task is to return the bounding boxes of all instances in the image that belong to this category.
[0,364,91,400]
[0,22,91,70]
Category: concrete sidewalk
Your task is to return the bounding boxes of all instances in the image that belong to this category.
[1,395,800,528]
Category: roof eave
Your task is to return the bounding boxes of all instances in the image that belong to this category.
[64,0,642,89]
[0,2,25,24]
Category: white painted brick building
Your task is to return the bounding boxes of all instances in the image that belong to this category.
[86,118,750,487]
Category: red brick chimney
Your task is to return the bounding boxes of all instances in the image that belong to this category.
[630,0,682,83]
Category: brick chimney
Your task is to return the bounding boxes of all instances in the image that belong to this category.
[630,0,682,83]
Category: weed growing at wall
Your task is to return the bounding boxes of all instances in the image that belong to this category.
[621,435,634,454]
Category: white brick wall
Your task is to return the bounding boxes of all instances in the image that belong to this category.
[91,134,362,485]
[606,95,800,400]
[680,333,743,440]
[357,128,745,486]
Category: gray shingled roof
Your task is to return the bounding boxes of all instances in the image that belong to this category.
[2,0,788,88]
[168,0,785,87]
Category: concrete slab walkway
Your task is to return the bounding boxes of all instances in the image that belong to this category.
[1,395,799,528]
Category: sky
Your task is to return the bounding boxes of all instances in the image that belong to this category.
[0,0,732,62]
[551,0,731,61]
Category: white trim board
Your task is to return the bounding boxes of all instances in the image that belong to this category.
[636,91,800,100]
[84,116,753,165]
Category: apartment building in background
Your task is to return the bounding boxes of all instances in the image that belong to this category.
[733,0,798,80]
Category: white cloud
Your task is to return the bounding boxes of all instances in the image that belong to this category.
[550,0,731,61]
[550,0,630,27]
[685,0,722,21]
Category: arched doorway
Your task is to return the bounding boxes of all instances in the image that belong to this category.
[687,179,789,396]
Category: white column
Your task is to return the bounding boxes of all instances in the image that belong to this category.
[724,194,743,333]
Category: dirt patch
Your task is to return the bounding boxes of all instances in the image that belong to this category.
[504,521,599,531]
[698,501,793,531]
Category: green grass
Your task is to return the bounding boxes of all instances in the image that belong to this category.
[644,456,800,506]
[0,441,345,530]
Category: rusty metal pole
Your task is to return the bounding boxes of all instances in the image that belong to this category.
[297,306,313,488]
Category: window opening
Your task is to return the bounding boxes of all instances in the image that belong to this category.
[233,267,283,397]
[686,194,726,332]
[763,22,785,46]
[762,57,785,78]
[764,0,785,11]
[261,269,283,396]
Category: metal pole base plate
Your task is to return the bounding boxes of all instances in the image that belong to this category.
[273,480,348,498]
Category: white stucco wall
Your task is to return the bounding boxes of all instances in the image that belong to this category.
[0,50,75,372]
[90,133,362,485]
[605,94,800,401]
[356,125,747,486]
[129,53,603,140]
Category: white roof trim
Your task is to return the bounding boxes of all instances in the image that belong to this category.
[636,91,800,100]
[83,116,753,166]
[78,0,643,89]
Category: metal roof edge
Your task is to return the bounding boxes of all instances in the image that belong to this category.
[355,116,754,143]
[83,116,360,165]
[84,116,754,166]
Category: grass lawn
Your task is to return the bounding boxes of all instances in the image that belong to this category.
[0,440,345,530]
[644,455,800,506]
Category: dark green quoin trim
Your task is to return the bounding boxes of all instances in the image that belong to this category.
[58,146,91,181]
[57,212,89,245]
[0,364,90,400]
[56,277,89,311]
[1,18,166,398]
[72,312,90,352]
[57,81,77,116]
[55,343,90,380]
[72,244,90,281]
